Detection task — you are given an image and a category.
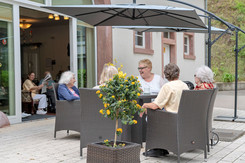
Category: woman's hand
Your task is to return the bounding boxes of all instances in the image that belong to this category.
[37,84,44,90]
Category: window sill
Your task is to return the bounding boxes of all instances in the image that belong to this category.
[184,54,196,60]
[134,47,154,55]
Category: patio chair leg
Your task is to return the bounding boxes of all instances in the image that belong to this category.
[204,148,207,159]
[54,131,56,138]
[207,141,210,152]
[177,155,180,163]
[80,148,83,157]
[67,130,69,135]
[211,139,214,149]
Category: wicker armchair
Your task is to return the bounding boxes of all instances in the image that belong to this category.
[145,89,214,163]
[53,83,80,138]
[21,90,39,114]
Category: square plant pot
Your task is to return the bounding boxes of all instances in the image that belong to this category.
[87,141,141,163]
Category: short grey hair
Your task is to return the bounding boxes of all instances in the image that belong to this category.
[195,66,214,83]
[58,71,75,84]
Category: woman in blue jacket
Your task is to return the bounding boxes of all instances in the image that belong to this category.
[58,71,80,101]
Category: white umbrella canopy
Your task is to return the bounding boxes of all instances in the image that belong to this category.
[45,4,206,28]
[114,25,230,34]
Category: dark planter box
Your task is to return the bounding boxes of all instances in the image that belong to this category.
[87,141,141,163]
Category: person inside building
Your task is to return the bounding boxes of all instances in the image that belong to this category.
[194,65,214,90]
[39,71,56,113]
[140,63,189,157]
[23,72,47,115]
[137,59,167,93]
[93,64,118,89]
[58,71,80,101]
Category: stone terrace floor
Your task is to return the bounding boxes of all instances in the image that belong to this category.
[1,107,245,163]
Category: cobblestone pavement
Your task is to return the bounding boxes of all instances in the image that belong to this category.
[1,107,245,163]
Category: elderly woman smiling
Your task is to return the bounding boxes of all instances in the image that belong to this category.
[137,59,166,93]
[58,71,80,101]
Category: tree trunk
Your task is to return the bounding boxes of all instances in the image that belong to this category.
[113,118,118,147]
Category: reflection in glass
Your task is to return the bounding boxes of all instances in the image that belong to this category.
[77,21,95,88]
[0,3,15,116]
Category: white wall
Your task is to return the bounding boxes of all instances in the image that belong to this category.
[112,28,162,77]
[111,0,206,84]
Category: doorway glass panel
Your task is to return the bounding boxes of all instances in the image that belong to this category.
[77,21,95,88]
[0,2,15,116]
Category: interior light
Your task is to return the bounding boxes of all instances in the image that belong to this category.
[54,14,58,17]
[54,16,60,20]
[64,16,69,20]
[19,20,32,29]
[48,14,54,19]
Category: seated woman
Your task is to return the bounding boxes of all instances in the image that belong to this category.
[58,71,80,101]
[23,72,47,115]
[93,64,118,89]
[194,65,214,90]
[137,59,166,93]
[141,63,189,113]
[140,63,189,157]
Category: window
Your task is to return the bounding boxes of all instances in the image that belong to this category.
[135,31,145,48]
[164,32,170,39]
[77,21,95,88]
[184,35,189,54]
[183,33,195,60]
[0,2,15,116]
[134,32,153,55]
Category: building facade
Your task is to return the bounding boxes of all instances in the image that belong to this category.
[0,0,206,124]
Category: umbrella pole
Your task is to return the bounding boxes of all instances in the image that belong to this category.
[208,16,212,68]
[234,29,238,120]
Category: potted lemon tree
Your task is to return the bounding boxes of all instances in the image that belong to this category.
[87,67,143,163]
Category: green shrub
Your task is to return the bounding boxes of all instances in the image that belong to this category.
[222,72,235,82]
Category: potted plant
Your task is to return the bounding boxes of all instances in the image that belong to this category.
[87,64,143,163]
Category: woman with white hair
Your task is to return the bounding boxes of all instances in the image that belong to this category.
[194,65,214,90]
[93,64,118,89]
[58,71,80,101]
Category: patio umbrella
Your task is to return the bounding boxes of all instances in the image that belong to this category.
[114,25,230,34]
[44,4,206,29]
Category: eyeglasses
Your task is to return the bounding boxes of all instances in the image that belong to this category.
[138,66,147,70]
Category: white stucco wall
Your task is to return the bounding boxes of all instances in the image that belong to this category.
[111,0,206,84]
[112,28,162,77]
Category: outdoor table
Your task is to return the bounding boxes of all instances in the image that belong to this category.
[130,93,158,146]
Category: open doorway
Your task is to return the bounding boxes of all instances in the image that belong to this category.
[20,7,70,84]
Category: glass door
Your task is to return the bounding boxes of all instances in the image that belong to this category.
[0,2,15,116]
[77,21,95,88]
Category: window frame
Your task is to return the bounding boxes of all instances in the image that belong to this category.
[183,32,195,60]
[134,31,154,55]
[134,31,145,48]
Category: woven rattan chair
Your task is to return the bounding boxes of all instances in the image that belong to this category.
[53,83,80,138]
[21,90,39,114]
[79,88,129,156]
[145,89,214,163]
[207,88,219,152]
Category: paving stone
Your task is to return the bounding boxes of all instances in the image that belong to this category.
[2,108,245,162]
